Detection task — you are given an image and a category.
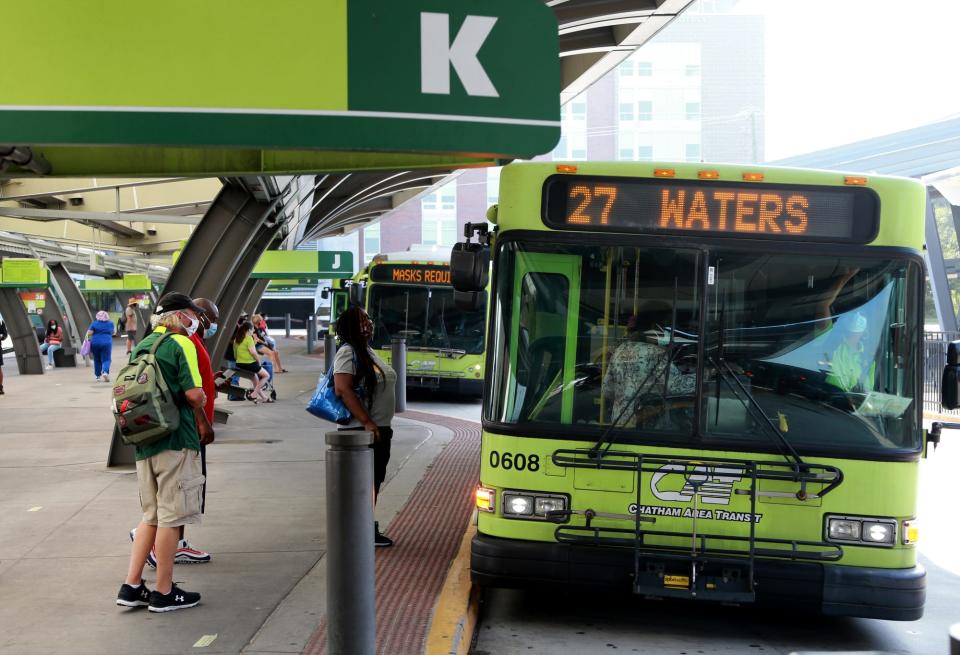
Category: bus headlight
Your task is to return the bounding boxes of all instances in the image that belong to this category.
[825,515,897,547]
[863,521,895,545]
[501,490,567,521]
[827,518,860,541]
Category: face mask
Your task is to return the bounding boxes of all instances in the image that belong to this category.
[204,322,218,339]
[181,313,200,337]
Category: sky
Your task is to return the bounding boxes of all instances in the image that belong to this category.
[732,0,960,161]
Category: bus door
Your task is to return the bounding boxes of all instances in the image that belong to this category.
[329,289,349,335]
[504,252,581,424]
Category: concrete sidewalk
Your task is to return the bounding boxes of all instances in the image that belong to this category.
[0,338,455,654]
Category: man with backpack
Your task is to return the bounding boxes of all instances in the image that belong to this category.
[116,292,212,612]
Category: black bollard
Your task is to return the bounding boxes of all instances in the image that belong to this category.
[391,337,406,413]
[325,430,375,655]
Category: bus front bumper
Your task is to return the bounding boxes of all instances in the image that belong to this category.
[471,533,925,621]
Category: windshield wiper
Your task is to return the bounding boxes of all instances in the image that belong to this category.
[711,293,804,467]
[591,348,678,458]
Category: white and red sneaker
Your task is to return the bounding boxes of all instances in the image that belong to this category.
[174,539,211,564]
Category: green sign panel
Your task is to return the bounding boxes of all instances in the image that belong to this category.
[0,259,48,288]
[1,0,559,176]
[252,251,354,279]
[123,274,152,291]
[78,275,152,292]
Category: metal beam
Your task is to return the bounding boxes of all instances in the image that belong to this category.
[0,177,194,203]
[0,206,200,225]
[208,223,283,366]
[924,187,957,332]
[48,262,93,353]
[161,184,276,301]
[0,287,44,374]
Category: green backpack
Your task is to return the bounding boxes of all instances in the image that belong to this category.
[111,332,181,446]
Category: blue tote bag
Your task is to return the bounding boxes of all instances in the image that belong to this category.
[306,368,352,424]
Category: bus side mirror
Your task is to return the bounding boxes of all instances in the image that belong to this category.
[942,341,960,409]
[454,290,484,312]
[451,242,489,292]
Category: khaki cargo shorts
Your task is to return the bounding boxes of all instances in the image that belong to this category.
[136,448,204,528]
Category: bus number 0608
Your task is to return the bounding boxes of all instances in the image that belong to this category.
[489,450,540,472]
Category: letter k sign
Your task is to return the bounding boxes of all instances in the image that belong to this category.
[421,13,499,97]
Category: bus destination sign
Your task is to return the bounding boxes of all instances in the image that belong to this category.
[543,175,878,243]
[370,264,452,285]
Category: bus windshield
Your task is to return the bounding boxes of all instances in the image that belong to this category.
[484,239,921,456]
[368,284,486,355]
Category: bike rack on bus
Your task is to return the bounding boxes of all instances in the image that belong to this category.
[548,449,844,603]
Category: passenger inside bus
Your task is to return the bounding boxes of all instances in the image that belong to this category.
[602,309,695,428]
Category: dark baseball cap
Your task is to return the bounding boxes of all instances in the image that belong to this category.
[154,292,203,315]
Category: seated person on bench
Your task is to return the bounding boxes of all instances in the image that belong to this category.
[232,320,270,403]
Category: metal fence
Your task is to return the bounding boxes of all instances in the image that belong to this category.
[924,331,960,414]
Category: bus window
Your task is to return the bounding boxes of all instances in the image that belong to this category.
[703,253,920,452]
[487,241,700,435]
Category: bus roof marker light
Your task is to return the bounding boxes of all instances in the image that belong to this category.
[742,172,765,182]
[697,170,721,179]
[654,168,675,178]
[844,176,868,186]
[556,165,578,174]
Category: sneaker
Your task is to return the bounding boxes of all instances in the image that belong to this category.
[374,522,394,548]
[116,580,152,608]
[101,373,110,382]
[129,528,157,568]
[148,584,200,612]
[175,540,211,564]
[0,385,5,395]
[45,364,53,370]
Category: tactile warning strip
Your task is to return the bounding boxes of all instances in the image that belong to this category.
[303,411,480,655]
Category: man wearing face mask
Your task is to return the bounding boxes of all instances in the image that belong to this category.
[118,292,210,612]
[177,297,220,563]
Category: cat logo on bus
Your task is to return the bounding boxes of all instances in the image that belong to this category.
[650,463,743,506]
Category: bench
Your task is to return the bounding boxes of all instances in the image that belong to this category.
[215,366,277,402]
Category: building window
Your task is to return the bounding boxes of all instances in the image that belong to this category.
[619,102,634,121]
[553,133,588,161]
[569,100,587,121]
[638,101,653,121]
[637,145,653,161]
[421,215,457,247]
[685,143,701,162]
[421,181,457,246]
[637,62,652,76]
[685,64,701,77]
[619,60,634,76]
[686,102,701,121]
[362,224,380,264]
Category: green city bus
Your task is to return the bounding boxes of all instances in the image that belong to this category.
[352,249,486,395]
[458,161,931,620]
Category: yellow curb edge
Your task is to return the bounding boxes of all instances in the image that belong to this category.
[424,522,480,655]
